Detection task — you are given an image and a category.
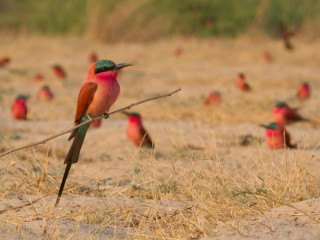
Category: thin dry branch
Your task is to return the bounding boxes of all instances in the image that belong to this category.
[0,186,74,214]
[0,88,181,158]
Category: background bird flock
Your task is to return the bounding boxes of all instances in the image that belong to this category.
[1,4,320,239]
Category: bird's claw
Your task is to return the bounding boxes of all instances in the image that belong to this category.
[104,113,109,119]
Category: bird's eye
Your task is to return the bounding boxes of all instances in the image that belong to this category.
[94,65,115,74]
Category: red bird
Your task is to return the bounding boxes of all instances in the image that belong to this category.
[174,47,183,57]
[297,82,310,100]
[12,95,28,120]
[90,119,101,128]
[55,60,131,206]
[263,51,273,63]
[33,74,44,82]
[89,52,98,63]
[37,86,53,102]
[237,73,250,91]
[204,91,221,105]
[52,64,66,79]
[260,122,296,149]
[0,57,10,68]
[123,112,154,148]
[272,102,308,125]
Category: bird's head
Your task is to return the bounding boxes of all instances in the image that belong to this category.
[52,64,61,70]
[16,94,28,102]
[122,111,142,123]
[259,122,278,130]
[94,60,131,79]
[238,73,245,79]
[275,101,288,108]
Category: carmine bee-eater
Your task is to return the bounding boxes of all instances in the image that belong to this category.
[37,85,53,102]
[272,101,308,125]
[55,60,131,206]
[260,122,296,149]
[122,112,154,148]
[89,52,98,63]
[33,74,44,82]
[297,82,310,100]
[0,57,10,68]
[263,51,273,63]
[237,73,250,91]
[52,64,66,79]
[174,47,183,57]
[204,91,221,105]
[12,95,28,120]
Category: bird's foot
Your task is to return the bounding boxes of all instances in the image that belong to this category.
[104,113,109,119]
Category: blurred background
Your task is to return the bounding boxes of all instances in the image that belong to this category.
[1,0,320,41]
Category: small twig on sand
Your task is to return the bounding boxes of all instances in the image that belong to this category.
[0,186,71,214]
[0,88,181,158]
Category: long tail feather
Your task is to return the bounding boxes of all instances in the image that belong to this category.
[55,162,72,206]
[55,126,88,206]
[64,134,86,164]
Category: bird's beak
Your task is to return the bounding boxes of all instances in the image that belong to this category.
[115,63,132,70]
[259,124,268,129]
[121,111,130,116]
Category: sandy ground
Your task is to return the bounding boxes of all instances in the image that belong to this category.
[0,36,320,239]
[207,197,320,239]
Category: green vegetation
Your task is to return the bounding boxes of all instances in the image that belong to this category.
[0,0,87,35]
[0,0,320,40]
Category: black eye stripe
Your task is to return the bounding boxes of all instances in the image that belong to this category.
[94,66,114,74]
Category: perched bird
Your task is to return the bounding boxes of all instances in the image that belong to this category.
[37,85,53,102]
[90,119,101,128]
[204,91,221,105]
[0,57,10,68]
[174,47,183,57]
[279,23,294,50]
[12,95,28,120]
[55,60,131,206]
[237,73,250,91]
[52,64,66,79]
[263,51,273,63]
[89,52,98,63]
[260,122,296,149]
[123,112,154,148]
[297,82,310,100]
[33,74,44,82]
[272,102,308,125]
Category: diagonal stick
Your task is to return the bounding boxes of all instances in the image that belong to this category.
[0,88,181,158]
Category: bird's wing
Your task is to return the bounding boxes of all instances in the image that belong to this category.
[74,82,97,123]
[244,83,251,91]
[140,127,153,147]
[284,130,297,149]
[68,82,97,141]
[286,109,304,121]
